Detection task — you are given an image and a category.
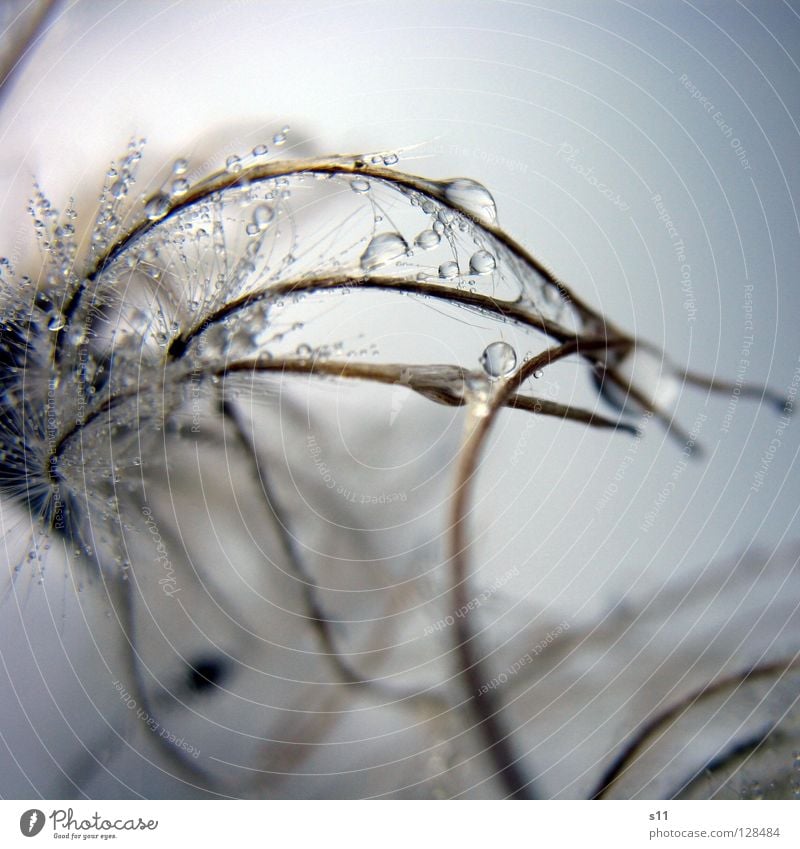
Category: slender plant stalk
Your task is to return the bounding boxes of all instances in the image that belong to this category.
[448,335,632,798]
[591,656,800,799]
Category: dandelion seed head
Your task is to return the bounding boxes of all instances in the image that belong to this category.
[1,137,789,799]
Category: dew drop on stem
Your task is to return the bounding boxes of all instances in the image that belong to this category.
[438,261,459,279]
[171,179,189,198]
[415,229,441,250]
[144,193,170,221]
[440,178,498,226]
[480,341,517,378]
[469,249,496,275]
[360,232,409,271]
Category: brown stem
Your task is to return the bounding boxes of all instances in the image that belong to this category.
[591,656,800,800]
[167,274,579,361]
[599,366,697,449]
[103,565,226,795]
[220,396,374,688]
[679,368,789,412]
[448,335,628,798]
[0,0,60,105]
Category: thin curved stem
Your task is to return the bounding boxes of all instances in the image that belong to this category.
[448,335,630,799]
[591,656,800,800]
[104,568,226,795]
[59,156,630,364]
[0,0,60,106]
[597,366,697,448]
[507,393,639,435]
[167,274,579,361]
[82,155,615,339]
[52,353,634,492]
[679,367,789,412]
[220,395,457,731]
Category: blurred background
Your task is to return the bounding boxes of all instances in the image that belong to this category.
[0,0,798,799]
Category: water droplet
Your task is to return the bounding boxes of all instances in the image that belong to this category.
[441,178,498,226]
[144,193,170,220]
[273,131,287,146]
[296,343,313,358]
[173,158,189,175]
[110,179,128,198]
[383,153,399,166]
[350,178,371,193]
[480,341,517,378]
[171,178,189,197]
[438,261,459,279]
[47,315,65,332]
[533,369,543,379]
[469,249,496,275]
[415,229,441,250]
[251,204,274,232]
[360,232,409,271]
[226,154,242,172]
[252,144,268,157]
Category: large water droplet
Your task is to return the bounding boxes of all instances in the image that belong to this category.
[360,232,409,271]
[438,261,459,279]
[144,193,170,220]
[469,249,496,275]
[350,178,371,193]
[441,178,498,226]
[415,229,441,250]
[480,341,517,378]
